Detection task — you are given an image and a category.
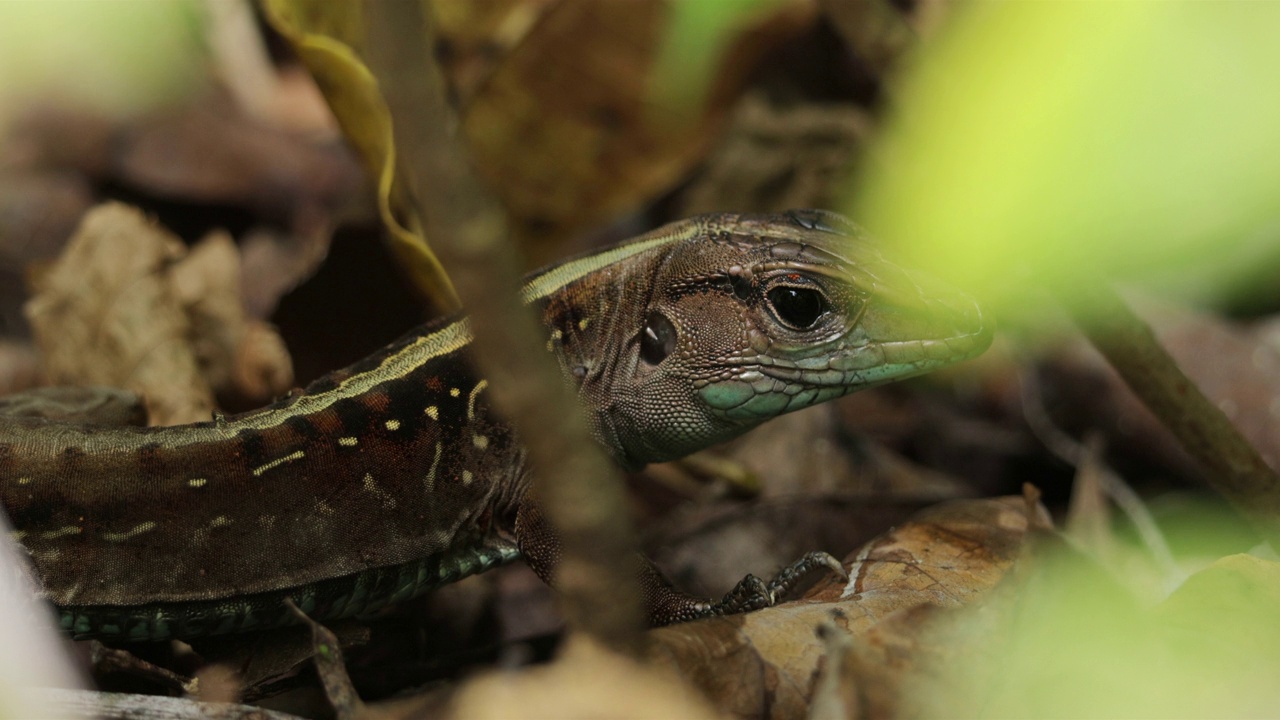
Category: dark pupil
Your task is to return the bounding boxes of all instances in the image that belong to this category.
[767,286,828,329]
[640,311,677,365]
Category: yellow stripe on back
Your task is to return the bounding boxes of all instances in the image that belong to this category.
[520,220,701,303]
[26,319,477,452]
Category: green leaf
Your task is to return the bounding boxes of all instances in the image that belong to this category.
[852,3,1280,312]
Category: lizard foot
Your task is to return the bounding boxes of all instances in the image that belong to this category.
[708,551,847,617]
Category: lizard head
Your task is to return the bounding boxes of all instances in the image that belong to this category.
[529,210,993,470]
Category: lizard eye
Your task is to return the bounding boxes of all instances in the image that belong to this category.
[640,311,677,365]
[767,285,829,330]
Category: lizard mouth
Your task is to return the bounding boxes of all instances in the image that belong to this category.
[697,300,992,422]
[754,318,993,390]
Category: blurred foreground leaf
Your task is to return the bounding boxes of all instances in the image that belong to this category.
[0,1,204,127]
[854,3,1280,312]
[912,541,1280,718]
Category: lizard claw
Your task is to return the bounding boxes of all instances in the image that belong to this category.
[766,551,847,598]
[708,551,846,617]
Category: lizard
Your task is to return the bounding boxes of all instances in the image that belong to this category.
[0,210,991,642]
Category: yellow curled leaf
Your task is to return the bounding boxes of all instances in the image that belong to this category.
[261,0,459,312]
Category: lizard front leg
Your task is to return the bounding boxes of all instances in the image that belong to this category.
[515,502,845,626]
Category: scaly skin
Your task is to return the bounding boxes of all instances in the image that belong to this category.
[0,210,991,640]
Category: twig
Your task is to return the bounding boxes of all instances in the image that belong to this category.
[362,1,644,655]
[1065,282,1280,545]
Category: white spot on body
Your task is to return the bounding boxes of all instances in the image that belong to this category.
[462,470,474,485]
[102,521,158,542]
[385,419,401,431]
[425,441,443,491]
[40,526,81,540]
[188,478,208,488]
[210,516,233,528]
[473,434,489,450]
[578,317,590,330]
[315,499,335,516]
[338,437,359,447]
[252,450,306,477]
[16,477,31,486]
[450,388,461,397]
[425,406,439,420]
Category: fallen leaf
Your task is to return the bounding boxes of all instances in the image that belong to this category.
[23,203,293,425]
[25,203,213,425]
[647,495,1039,719]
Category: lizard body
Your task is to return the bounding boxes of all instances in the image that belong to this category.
[0,211,991,641]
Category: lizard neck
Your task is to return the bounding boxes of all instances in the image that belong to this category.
[523,220,705,468]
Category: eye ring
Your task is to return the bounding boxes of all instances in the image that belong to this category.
[765,283,831,330]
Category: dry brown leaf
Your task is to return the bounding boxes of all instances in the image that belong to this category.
[680,93,872,217]
[172,230,295,405]
[433,0,552,104]
[25,203,213,425]
[170,231,249,391]
[190,663,243,705]
[646,496,1040,719]
[23,203,293,425]
[461,0,819,262]
[190,622,371,704]
[286,603,366,720]
[265,0,818,271]
[439,636,720,720]
[837,602,950,719]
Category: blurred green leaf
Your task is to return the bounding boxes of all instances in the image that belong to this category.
[0,1,204,126]
[913,540,1280,718]
[852,3,1280,313]
[652,0,790,115]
